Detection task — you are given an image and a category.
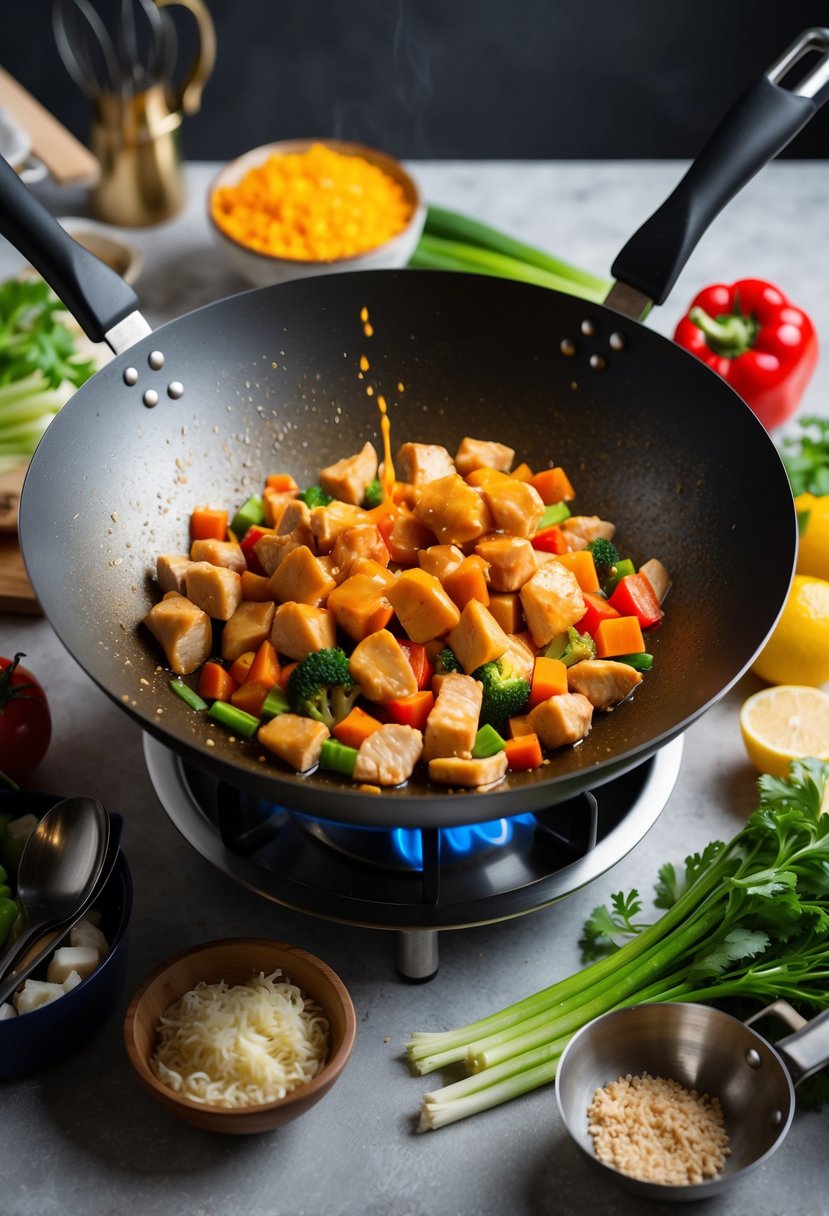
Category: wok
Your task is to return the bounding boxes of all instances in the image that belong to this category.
[2,30,827,829]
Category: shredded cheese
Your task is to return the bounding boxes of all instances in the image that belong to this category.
[151,969,330,1108]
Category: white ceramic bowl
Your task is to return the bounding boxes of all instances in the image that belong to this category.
[207,139,426,287]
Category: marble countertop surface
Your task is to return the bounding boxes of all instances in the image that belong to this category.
[0,159,827,1216]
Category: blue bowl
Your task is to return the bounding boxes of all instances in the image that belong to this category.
[0,791,133,1081]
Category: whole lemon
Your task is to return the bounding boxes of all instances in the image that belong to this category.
[752,574,829,687]
[795,493,829,581]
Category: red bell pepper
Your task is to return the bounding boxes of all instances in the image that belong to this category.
[607,573,662,629]
[673,279,818,431]
[532,525,568,554]
[398,640,434,690]
[240,524,271,575]
[576,591,620,636]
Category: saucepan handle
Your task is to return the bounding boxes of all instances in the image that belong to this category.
[0,153,143,346]
[610,27,829,311]
[745,998,829,1086]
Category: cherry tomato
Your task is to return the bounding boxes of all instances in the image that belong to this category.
[0,653,51,781]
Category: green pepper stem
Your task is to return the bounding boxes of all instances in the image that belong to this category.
[689,305,758,358]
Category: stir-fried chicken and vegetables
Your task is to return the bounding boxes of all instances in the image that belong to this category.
[143,435,670,790]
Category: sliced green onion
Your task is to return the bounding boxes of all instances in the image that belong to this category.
[615,652,654,672]
[260,684,290,720]
[536,502,571,530]
[208,700,260,738]
[230,495,265,539]
[319,738,358,776]
[169,679,208,711]
[472,725,506,759]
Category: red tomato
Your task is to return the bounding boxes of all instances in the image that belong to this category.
[0,653,52,781]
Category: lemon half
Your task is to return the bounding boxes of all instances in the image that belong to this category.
[739,684,829,777]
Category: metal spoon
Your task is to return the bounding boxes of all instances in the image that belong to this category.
[0,796,109,990]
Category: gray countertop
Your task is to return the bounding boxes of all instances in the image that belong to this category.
[0,160,827,1216]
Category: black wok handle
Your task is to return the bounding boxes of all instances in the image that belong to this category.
[610,28,829,310]
[0,152,143,345]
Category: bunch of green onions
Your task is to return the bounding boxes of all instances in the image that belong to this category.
[409,205,611,303]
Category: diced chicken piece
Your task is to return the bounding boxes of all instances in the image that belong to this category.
[475,536,537,592]
[332,524,390,580]
[385,506,437,564]
[156,554,194,595]
[348,629,419,702]
[422,672,483,762]
[443,554,490,611]
[47,945,99,984]
[566,659,642,710]
[481,478,545,538]
[413,474,492,546]
[276,499,315,548]
[418,544,465,582]
[353,723,423,786]
[254,530,305,576]
[185,561,243,621]
[386,568,461,644]
[326,574,392,643]
[221,599,276,662]
[487,592,523,635]
[396,442,456,485]
[267,545,336,607]
[640,557,672,604]
[428,751,508,788]
[311,501,369,552]
[520,561,585,647]
[319,441,378,505]
[270,603,336,660]
[507,714,533,738]
[262,487,299,528]
[528,692,593,749]
[454,437,515,477]
[348,557,396,588]
[143,592,212,675]
[258,713,329,772]
[560,515,616,549]
[447,600,510,673]
[502,631,536,682]
[190,538,246,573]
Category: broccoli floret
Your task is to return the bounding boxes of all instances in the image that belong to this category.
[435,647,462,675]
[587,537,620,579]
[543,625,597,668]
[287,647,359,728]
[363,478,384,509]
[297,485,333,509]
[472,656,531,733]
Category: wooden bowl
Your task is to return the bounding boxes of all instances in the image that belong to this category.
[123,938,356,1134]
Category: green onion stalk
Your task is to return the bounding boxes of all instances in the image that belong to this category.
[408,759,829,1131]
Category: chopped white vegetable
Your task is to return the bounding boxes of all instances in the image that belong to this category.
[14,979,65,1013]
[47,945,100,984]
[69,918,109,958]
[0,1001,17,1020]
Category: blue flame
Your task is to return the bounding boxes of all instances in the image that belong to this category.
[393,813,536,869]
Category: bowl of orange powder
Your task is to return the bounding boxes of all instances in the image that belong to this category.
[208,139,425,286]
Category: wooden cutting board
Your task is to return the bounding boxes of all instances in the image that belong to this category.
[0,463,40,614]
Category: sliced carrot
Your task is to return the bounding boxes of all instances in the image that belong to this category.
[529,655,568,707]
[555,550,600,594]
[511,462,534,483]
[198,661,238,703]
[190,506,228,541]
[265,473,299,493]
[531,466,576,504]
[230,680,271,716]
[278,660,299,690]
[577,591,620,636]
[594,615,645,658]
[465,467,510,488]
[333,706,384,748]
[241,570,274,601]
[443,554,490,610]
[504,732,544,771]
[229,651,256,685]
[384,689,435,731]
[245,639,280,690]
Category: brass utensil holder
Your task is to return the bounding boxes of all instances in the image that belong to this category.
[88,0,215,226]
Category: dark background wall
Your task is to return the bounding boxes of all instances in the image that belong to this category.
[3,1,829,162]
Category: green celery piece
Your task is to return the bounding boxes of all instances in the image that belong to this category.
[170,679,208,712]
[260,685,290,721]
[319,738,358,776]
[472,724,506,758]
[536,502,571,530]
[208,700,260,738]
[230,495,265,539]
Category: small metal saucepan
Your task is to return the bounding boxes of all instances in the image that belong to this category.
[556,1000,829,1201]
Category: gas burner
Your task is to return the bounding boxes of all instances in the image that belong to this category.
[143,735,684,980]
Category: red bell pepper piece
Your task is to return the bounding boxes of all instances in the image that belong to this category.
[384,690,435,731]
[607,573,662,629]
[532,525,568,554]
[398,640,434,690]
[673,278,818,431]
[240,524,271,575]
[576,591,620,636]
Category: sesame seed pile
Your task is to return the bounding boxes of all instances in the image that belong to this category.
[587,1071,731,1186]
